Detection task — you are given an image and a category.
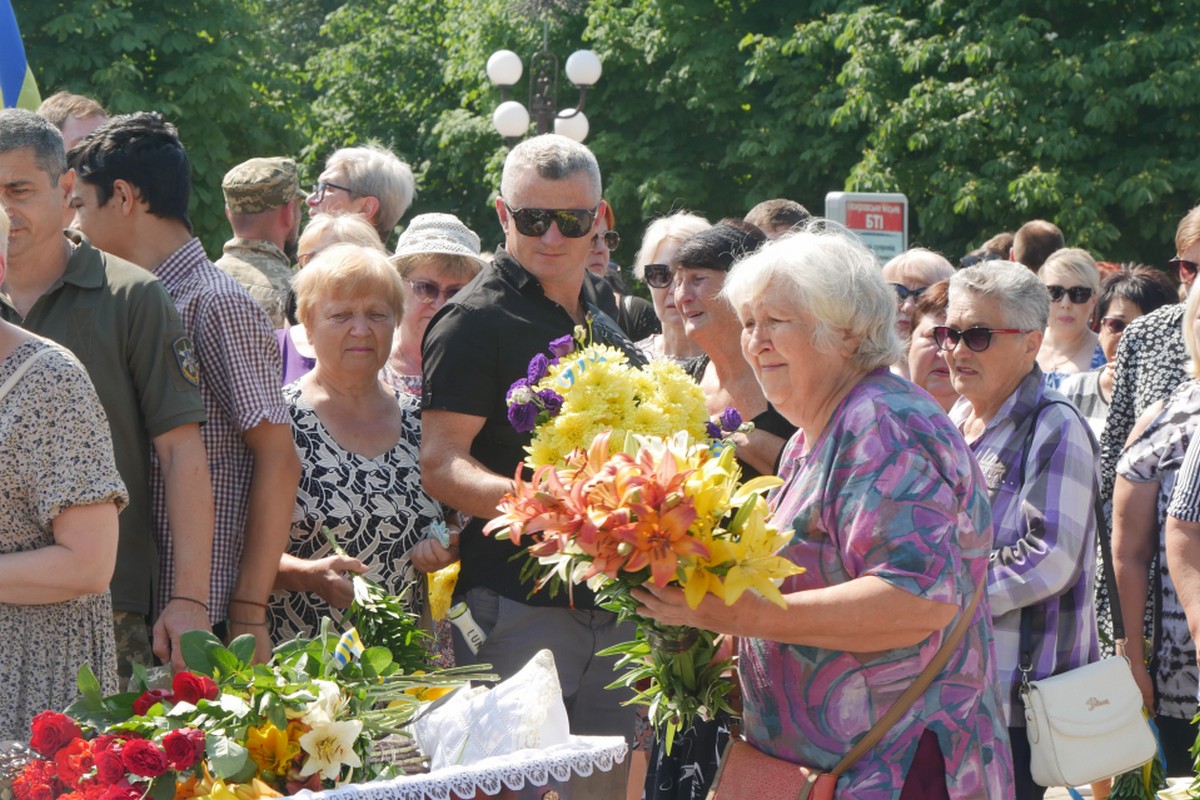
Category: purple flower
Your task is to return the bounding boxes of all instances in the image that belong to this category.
[719,407,743,432]
[506,377,531,403]
[705,421,722,440]
[527,353,551,384]
[537,389,564,417]
[549,335,575,358]
[507,401,539,433]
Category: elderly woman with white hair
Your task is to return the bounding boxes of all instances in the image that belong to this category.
[940,262,1100,799]
[636,228,1012,797]
[632,212,709,362]
[882,247,955,343]
[1036,247,1105,389]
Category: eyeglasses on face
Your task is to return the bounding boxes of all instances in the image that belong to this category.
[1170,258,1199,281]
[502,201,599,238]
[310,180,354,203]
[643,263,672,289]
[406,279,464,305]
[592,230,620,251]
[890,283,927,302]
[933,325,1028,353]
[1100,316,1128,334]
[1045,285,1094,304]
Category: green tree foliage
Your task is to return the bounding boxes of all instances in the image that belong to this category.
[16,0,300,255]
[739,0,1200,261]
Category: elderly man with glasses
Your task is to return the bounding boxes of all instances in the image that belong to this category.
[306,143,415,246]
[419,134,639,798]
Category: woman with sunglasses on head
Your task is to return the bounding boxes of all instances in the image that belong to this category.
[1035,248,1106,390]
[1059,266,1176,438]
[941,261,1099,799]
[632,212,709,363]
[881,248,954,379]
[384,214,487,396]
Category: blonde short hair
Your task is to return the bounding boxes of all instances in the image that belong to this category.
[633,212,711,280]
[1041,247,1101,295]
[292,244,405,328]
[882,247,954,287]
[298,214,385,262]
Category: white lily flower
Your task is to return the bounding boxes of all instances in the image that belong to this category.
[299,718,364,781]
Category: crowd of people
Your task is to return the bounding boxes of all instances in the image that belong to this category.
[2,89,1200,800]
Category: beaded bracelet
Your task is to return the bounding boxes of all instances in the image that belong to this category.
[229,598,269,610]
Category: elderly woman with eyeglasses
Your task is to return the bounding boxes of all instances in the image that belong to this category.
[383,213,486,396]
[1036,247,1106,389]
[637,228,1012,797]
[940,262,1100,799]
[632,212,709,363]
[882,248,955,342]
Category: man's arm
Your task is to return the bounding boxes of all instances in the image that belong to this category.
[228,420,300,662]
[151,422,214,669]
[420,409,513,520]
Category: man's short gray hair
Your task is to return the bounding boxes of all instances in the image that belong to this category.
[723,224,903,372]
[0,109,66,180]
[500,134,601,202]
[949,261,1050,332]
[326,144,416,240]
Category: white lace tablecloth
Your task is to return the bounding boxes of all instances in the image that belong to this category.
[291,736,628,800]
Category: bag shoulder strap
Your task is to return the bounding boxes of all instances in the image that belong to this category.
[1017,398,1120,677]
[0,345,55,405]
[831,569,987,777]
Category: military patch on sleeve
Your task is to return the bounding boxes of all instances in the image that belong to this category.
[173,336,200,386]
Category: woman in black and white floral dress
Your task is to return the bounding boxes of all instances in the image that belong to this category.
[269,244,445,643]
[1112,285,1200,774]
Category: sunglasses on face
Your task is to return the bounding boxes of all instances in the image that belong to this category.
[502,201,599,238]
[1100,316,1128,334]
[310,180,354,203]
[406,279,464,304]
[890,283,927,302]
[933,325,1028,353]
[1045,285,1094,304]
[1170,258,1199,281]
[592,230,620,251]
[643,263,671,289]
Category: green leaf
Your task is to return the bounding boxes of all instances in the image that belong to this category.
[206,735,251,780]
[181,630,224,676]
[77,663,103,703]
[149,774,178,800]
[362,646,393,676]
[228,634,257,666]
[210,645,243,677]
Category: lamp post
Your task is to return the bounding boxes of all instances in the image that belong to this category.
[487,27,601,145]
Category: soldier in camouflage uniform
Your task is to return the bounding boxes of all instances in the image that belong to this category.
[215,157,304,328]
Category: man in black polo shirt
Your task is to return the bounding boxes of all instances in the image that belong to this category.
[421,134,635,786]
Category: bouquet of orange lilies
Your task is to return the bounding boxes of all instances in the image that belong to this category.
[484,429,802,751]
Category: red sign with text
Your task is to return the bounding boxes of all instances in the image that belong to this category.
[844,201,904,233]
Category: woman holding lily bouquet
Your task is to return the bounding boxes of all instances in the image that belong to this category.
[635,226,1013,797]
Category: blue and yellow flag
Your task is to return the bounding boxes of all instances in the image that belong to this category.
[332,627,365,669]
[1,0,41,110]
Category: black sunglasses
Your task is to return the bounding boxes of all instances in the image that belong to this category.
[643,263,671,289]
[1170,258,1199,281]
[503,201,599,238]
[592,230,620,251]
[1045,285,1094,304]
[890,283,927,302]
[310,180,354,203]
[933,325,1028,353]
[407,279,465,305]
[1100,316,1128,334]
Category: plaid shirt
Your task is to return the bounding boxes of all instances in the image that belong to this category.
[151,238,287,623]
[950,368,1100,723]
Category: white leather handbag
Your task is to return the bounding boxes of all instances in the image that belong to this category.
[1022,655,1157,786]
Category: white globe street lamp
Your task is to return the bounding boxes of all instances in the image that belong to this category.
[487,32,601,145]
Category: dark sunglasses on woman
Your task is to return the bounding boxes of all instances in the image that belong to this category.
[1100,316,1128,334]
[933,326,1027,353]
[643,263,672,289]
[1045,285,1093,304]
[592,230,620,251]
[890,283,927,302]
[1170,258,1199,282]
[502,202,599,238]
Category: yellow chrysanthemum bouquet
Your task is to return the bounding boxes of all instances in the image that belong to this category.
[489,323,802,750]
